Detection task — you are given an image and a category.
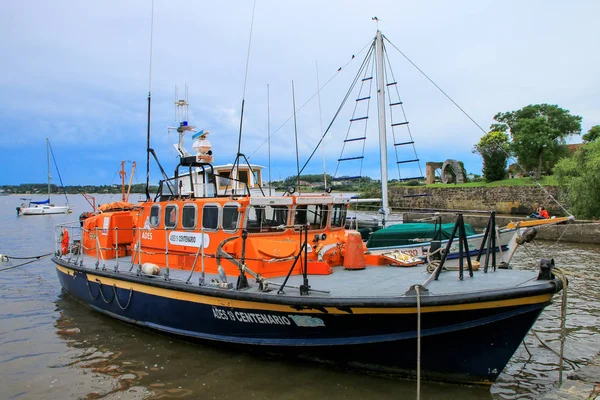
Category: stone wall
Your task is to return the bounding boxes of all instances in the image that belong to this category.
[389,186,564,215]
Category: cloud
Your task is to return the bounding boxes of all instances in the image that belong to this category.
[1,0,599,186]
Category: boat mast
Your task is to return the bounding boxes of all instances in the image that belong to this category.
[46,138,51,201]
[120,161,126,202]
[375,30,390,225]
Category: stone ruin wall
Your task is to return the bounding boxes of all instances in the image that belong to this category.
[388,186,564,215]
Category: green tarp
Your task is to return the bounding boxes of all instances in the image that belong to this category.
[365,222,478,248]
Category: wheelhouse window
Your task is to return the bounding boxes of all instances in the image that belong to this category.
[182,204,197,230]
[222,204,239,232]
[330,204,347,228]
[164,205,178,229]
[246,205,289,233]
[202,204,219,230]
[294,204,328,230]
[149,205,160,227]
[253,170,261,186]
[238,170,249,185]
[218,171,232,188]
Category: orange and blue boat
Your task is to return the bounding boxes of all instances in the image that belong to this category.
[52,174,565,385]
[51,30,567,386]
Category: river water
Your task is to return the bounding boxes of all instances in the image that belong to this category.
[1,194,599,399]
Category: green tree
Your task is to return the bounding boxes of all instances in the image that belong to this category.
[582,125,600,143]
[494,104,582,180]
[474,130,509,182]
[554,140,600,219]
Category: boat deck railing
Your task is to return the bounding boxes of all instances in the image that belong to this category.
[53,221,318,292]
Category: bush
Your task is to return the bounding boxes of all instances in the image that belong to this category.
[405,180,422,186]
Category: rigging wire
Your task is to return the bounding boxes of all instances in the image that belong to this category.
[47,140,70,205]
[383,35,573,216]
[382,42,424,180]
[247,39,374,159]
[292,81,301,191]
[297,41,376,177]
[145,0,155,201]
[267,84,272,195]
[235,0,257,157]
[315,60,327,189]
[242,0,257,105]
[333,44,376,200]
[383,35,488,135]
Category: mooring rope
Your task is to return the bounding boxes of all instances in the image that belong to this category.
[1,252,53,260]
[527,266,575,385]
[415,285,422,400]
[555,267,569,385]
[0,252,53,272]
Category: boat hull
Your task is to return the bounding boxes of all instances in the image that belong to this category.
[19,205,71,215]
[368,229,517,263]
[55,261,557,385]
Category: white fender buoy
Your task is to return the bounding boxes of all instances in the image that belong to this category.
[141,262,160,275]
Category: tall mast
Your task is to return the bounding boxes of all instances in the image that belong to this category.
[120,161,126,202]
[46,138,51,200]
[375,30,389,224]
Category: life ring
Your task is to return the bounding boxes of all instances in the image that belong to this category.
[61,227,69,255]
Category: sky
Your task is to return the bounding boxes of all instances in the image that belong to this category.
[1,0,599,187]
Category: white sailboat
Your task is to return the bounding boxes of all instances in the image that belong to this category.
[17,138,72,216]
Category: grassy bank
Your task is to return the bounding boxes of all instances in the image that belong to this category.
[420,176,558,188]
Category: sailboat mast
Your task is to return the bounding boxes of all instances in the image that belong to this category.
[375,30,390,224]
[46,138,51,201]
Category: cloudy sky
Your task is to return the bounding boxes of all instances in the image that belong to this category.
[1,0,598,187]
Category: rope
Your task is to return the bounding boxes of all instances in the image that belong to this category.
[529,330,578,370]
[0,252,53,260]
[528,266,576,386]
[85,278,100,300]
[241,0,256,101]
[0,259,41,272]
[247,39,373,159]
[47,140,70,205]
[416,285,422,400]
[147,0,154,93]
[0,253,53,272]
[555,266,569,385]
[96,281,114,304]
[113,285,133,310]
[425,247,443,274]
[384,34,573,216]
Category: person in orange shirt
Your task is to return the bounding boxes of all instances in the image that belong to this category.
[529,206,549,219]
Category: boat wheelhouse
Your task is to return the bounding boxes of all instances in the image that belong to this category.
[175,162,267,197]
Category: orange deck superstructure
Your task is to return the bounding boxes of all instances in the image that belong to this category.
[82,194,352,279]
